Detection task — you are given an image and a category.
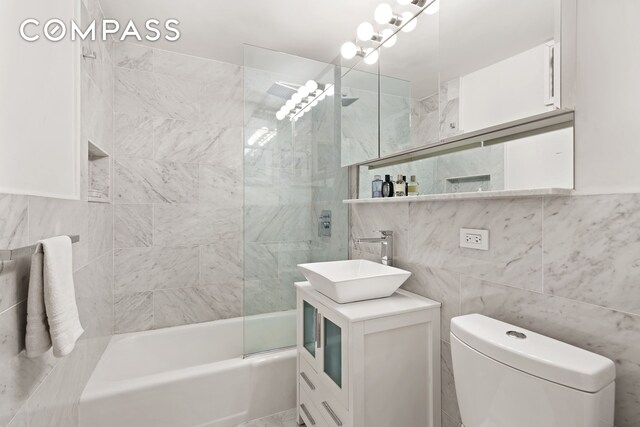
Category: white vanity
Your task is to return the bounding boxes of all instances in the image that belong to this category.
[295,281,441,427]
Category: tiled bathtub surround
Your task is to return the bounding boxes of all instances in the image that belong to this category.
[350,193,640,427]
[113,42,244,332]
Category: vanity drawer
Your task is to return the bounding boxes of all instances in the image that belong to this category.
[300,389,328,427]
[299,356,320,397]
[316,383,350,427]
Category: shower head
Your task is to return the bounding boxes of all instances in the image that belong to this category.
[341,95,359,107]
[267,81,300,99]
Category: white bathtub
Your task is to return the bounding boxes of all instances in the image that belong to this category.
[80,311,297,427]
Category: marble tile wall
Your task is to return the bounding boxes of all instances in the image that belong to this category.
[0,0,115,425]
[113,42,244,332]
[350,193,640,427]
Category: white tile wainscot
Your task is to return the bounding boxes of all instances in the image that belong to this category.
[344,188,573,204]
[295,282,441,427]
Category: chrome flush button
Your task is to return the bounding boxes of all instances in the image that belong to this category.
[507,330,527,339]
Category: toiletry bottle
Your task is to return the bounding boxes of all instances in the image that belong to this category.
[408,175,419,196]
[395,175,406,197]
[372,175,383,198]
[403,175,408,195]
[382,174,394,198]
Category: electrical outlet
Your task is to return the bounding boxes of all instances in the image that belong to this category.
[460,228,489,250]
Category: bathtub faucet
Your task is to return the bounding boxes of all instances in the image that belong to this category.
[354,230,394,266]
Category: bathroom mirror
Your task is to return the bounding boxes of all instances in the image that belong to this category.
[340,65,380,166]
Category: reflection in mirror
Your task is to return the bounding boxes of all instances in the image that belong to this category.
[379,5,439,156]
[358,123,573,198]
[340,66,379,166]
[440,0,559,135]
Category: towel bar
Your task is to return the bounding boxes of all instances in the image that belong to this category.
[0,235,80,261]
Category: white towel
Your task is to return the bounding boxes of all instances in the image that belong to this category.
[25,236,84,358]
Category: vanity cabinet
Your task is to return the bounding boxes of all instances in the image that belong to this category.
[296,282,441,427]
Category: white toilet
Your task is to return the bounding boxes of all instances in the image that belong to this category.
[450,314,616,427]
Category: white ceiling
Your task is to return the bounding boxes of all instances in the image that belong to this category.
[100,0,383,65]
[100,0,555,99]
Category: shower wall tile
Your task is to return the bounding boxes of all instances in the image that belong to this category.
[154,120,241,165]
[153,204,242,246]
[199,164,243,207]
[114,158,199,204]
[460,276,640,426]
[114,246,199,294]
[114,292,153,333]
[114,68,160,117]
[113,43,245,333]
[114,42,153,72]
[153,284,242,328]
[114,113,153,159]
[544,194,640,315]
[28,197,89,272]
[0,195,28,248]
[244,205,312,243]
[244,242,279,280]
[0,194,30,312]
[0,302,55,427]
[201,73,243,127]
[114,204,153,248]
[200,240,243,287]
[155,73,202,121]
[88,203,113,262]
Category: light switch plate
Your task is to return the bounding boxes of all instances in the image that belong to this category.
[460,228,489,250]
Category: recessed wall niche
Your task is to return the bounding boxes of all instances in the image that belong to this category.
[88,140,111,203]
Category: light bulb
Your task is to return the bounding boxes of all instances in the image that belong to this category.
[298,86,310,98]
[381,29,397,47]
[318,92,326,101]
[357,22,375,41]
[311,100,319,107]
[401,12,417,32]
[291,93,302,104]
[276,110,286,120]
[396,0,412,4]
[305,80,318,93]
[341,41,358,59]
[286,100,295,110]
[364,48,379,65]
[375,3,394,24]
[425,0,439,15]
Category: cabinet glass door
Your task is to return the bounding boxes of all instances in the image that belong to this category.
[323,317,342,388]
[303,301,316,357]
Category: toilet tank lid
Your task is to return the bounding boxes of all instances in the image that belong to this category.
[451,314,615,393]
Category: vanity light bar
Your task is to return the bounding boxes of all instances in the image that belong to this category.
[340,0,439,64]
[275,81,335,122]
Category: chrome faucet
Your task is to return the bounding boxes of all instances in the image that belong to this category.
[354,230,394,266]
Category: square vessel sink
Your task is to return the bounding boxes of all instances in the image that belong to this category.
[297,259,412,303]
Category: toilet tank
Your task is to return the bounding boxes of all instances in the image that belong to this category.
[450,314,615,427]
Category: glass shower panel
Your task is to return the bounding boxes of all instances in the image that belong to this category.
[243,45,348,356]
